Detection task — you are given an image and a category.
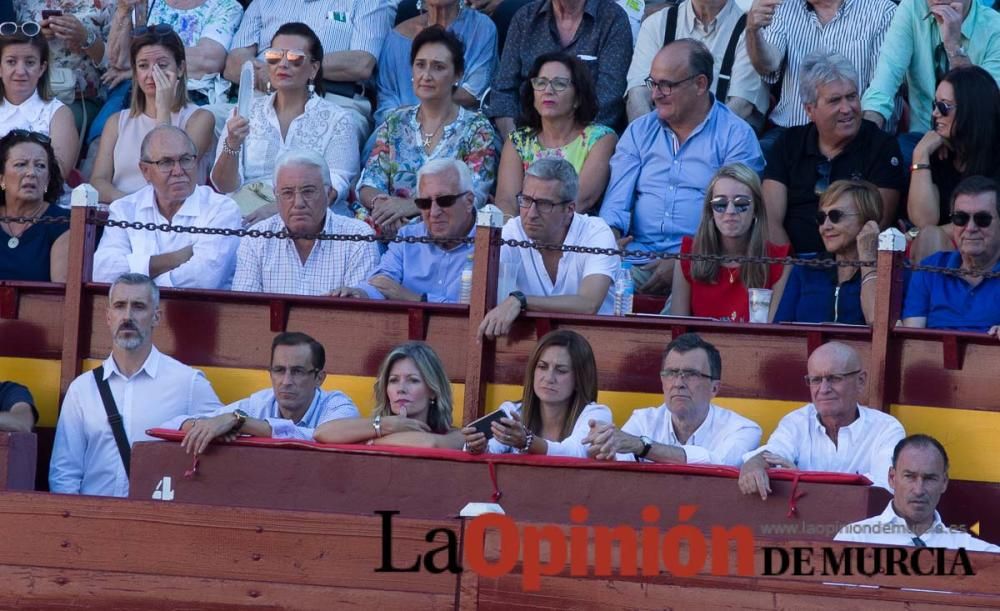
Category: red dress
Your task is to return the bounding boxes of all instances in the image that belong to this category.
[679,236,790,322]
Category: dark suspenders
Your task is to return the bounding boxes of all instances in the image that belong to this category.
[661,6,748,102]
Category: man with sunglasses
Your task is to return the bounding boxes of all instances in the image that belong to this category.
[93,126,242,289]
[164,332,360,454]
[902,175,1000,334]
[584,333,762,466]
[738,341,905,500]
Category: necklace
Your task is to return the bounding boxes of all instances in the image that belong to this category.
[418,105,455,151]
[421,123,443,149]
[726,267,738,284]
[1,202,47,249]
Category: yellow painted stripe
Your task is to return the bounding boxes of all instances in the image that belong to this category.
[0,358,62,427]
[890,404,1000,483]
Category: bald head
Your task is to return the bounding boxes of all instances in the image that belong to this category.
[140,125,196,160]
[648,38,714,127]
[807,342,866,420]
[808,342,861,373]
[138,125,198,208]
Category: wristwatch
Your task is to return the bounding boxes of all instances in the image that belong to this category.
[231,408,248,432]
[634,435,653,461]
[509,290,528,314]
[948,45,969,60]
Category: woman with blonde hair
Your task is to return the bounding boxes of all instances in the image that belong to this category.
[671,163,791,322]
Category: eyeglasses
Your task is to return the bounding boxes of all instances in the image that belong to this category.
[530,76,571,92]
[710,195,752,214]
[6,129,51,145]
[815,208,859,226]
[933,99,957,117]
[644,74,698,95]
[263,48,309,67]
[660,368,715,382]
[0,22,41,37]
[814,160,832,196]
[804,370,860,387]
[277,185,323,203]
[413,191,469,211]
[132,24,174,38]
[140,154,197,173]
[516,193,572,214]
[269,366,319,380]
[951,211,994,228]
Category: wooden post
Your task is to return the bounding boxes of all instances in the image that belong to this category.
[58,186,99,403]
[868,228,905,412]
[462,206,503,426]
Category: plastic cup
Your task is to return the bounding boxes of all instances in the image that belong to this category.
[748,288,773,323]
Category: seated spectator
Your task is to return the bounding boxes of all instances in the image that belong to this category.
[600,40,763,296]
[479,158,618,340]
[585,333,761,465]
[313,341,465,449]
[223,0,393,141]
[167,332,361,451]
[495,52,617,216]
[232,149,378,295]
[625,0,767,129]
[90,26,215,204]
[376,0,497,127]
[763,52,904,255]
[93,126,241,289]
[0,130,69,282]
[835,434,1000,552]
[773,180,881,325]
[909,66,1000,263]
[399,0,529,51]
[738,341,905,498]
[903,175,1000,333]
[671,164,791,322]
[336,159,476,303]
[463,329,613,457]
[213,22,359,220]
[486,0,634,140]
[0,380,36,432]
[0,30,79,175]
[50,273,224,497]
[357,26,498,237]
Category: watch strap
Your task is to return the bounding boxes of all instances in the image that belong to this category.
[509,291,528,313]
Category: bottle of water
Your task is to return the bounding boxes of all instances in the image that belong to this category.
[459,254,474,304]
[614,261,634,316]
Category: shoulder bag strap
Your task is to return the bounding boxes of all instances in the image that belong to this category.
[93,366,131,478]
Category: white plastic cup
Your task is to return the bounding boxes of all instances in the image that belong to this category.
[748,288,773,323]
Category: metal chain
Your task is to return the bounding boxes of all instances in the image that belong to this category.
[0,214,71,226]
[903,259,1000,279]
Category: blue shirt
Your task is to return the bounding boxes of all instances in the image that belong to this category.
[774,255,866,325]
[360,221,475,303]
[599,101,764,263]
[902,251,1000,332]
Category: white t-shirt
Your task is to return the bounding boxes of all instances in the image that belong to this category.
[485,401,613,458]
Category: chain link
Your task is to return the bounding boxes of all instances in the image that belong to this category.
[0,214,71,226]
[903,259,1000,279]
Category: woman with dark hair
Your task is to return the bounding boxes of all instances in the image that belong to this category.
[463,330,612,457]
[495,51,617,216]
[0,29,78,175]
[0,129,69,281]
[91,26,215,203]
[671,164,791,322]
[212,22,358,220]
[909,65,1000,262]
[314,342,464,449]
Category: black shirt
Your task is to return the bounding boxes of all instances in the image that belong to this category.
[0,381,38,424]
[764,119,905,254]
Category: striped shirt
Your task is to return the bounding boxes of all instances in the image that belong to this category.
[760,0,896,128]
[231,0,393,60]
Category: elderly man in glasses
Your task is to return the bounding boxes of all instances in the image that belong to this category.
[93,126,242,289]
[903,175,1000,336]
[335,158,477,303]
[164,332,360,454]
[762,52,904,256]
[738,341,905,500]
[584,333,762,466]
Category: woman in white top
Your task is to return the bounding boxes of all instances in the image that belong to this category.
[91,26,214,203]
[0,28,78,176]
[463,329,612,458]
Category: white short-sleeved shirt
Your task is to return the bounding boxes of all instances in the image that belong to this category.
[835,502,1000,553]
[0,92,64,137]
[618,403,762,466]
[485,401,613,458]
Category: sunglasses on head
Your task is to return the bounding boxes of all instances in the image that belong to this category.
[933,99,957,117]
[0,21,41,37]
[6,129,51,145]
[710,195,752,214]
[951,211,994,228]
[815,209,860,225]
[413,192,469,211]
[814,160,832,196]
[132,24,174,37]
[263,48,309,67]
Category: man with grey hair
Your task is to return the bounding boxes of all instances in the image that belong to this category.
[479,158,619,340]
[232,149,378,295]
[336,158,477,302]
[93,126,242,289]
[762,52,904,255]
[50,273,224,497]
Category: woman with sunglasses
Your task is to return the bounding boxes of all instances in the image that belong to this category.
[0,129,69,282]
[670,164,790,322]
[0,27,78,176]
[212,22,358,221]
[357,25,498,238]
[90,26,214,204]
[908,66,1000,263]
[495,52,616,217]
[774,180,882,325]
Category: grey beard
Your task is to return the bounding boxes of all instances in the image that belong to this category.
[113,330,144,351]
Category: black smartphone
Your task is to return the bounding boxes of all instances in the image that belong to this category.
[468,410,506,440]
[41,9,63,20]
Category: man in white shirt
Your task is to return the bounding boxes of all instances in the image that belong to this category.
[166,332,361,453]
[738,341,905,499]
[49,273,224,497]
[478,158,618,340]
[583,333,761,466]
[231,149,379,295]
[834,434,999,552]
[92,126,242,289]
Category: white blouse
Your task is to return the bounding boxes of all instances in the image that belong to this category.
[485,401,613,458]
[0,91,64,137]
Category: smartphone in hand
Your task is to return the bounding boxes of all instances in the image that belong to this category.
[468,409,506,440]
[41,9,64,20]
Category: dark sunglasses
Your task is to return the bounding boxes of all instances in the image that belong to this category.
[814,160,832,196]
[951,211,994,228]
[0,21,41,37]
[710,195,752,214]
[413,192,469,211]
[933,99,956,117]
[132,24,174,37]
[6,129,51,145]
[815,209,859,225]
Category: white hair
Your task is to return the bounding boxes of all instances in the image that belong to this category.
[272,149,332,188]
[416,158,474,197]
[799,52,860,106]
